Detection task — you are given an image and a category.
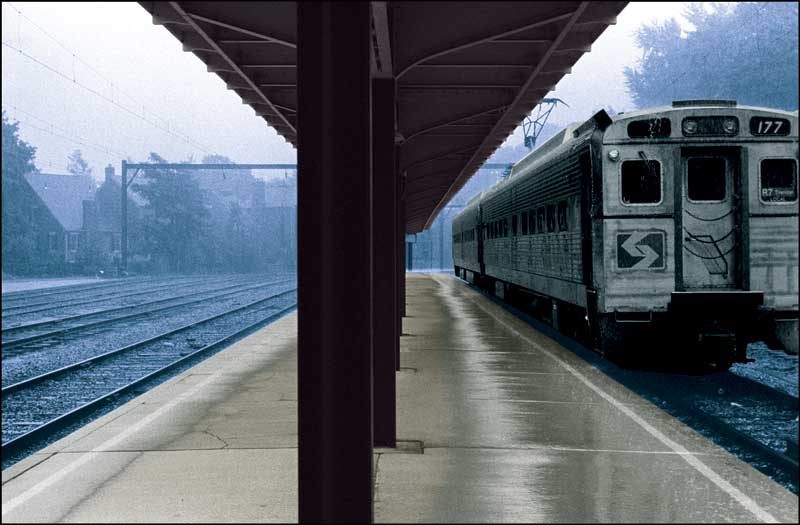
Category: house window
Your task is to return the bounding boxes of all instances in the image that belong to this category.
[521,212,528,235]
[48,232,57,251]
[546,204,556,232]
[511,214,518,236]
[537,208,545,233]
[68,232,79,252]
[528,210,535,234]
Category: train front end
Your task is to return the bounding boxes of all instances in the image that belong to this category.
[595,101,798,365]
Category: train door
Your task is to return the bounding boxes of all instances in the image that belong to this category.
[679,149,740,289]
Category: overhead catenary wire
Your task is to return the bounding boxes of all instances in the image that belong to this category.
[1,40,214,156]
[4,2,179,133]
[3,112,128,159]
[2,94,152,152]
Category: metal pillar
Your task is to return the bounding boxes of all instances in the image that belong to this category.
[372,78,396,448]
[396,154,404,370]
[120,160,128,274]
[297,2,373,522]
[399,205,406,318]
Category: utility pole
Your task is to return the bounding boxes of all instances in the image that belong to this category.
[120,160,127,275]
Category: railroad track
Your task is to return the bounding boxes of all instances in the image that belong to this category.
[2,288,297,458]
[670,374,799,490]
[1,276,156,305]
[1,275,250,318]
[1,276,264,328]
[2,277,295,352]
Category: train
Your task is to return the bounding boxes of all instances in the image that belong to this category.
[452,100,798,369]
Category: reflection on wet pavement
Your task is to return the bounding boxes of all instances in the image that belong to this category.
[375,274,798,523]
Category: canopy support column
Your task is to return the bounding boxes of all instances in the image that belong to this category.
[372,78,397,448]
[297,2,373,522]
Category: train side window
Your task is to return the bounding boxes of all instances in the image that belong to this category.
[521,212,528,235]
[546,204,556,232]
[688,157,726,201]
[621,159,661,204]
[537,208,545,232]
[760,159,798,202]
[511,214,518,236]
[557,201,568,231]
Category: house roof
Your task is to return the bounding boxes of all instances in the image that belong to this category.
[24,172,97,231]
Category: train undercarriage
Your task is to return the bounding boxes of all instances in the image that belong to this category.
[456,266,796,372]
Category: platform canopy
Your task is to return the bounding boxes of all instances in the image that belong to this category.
[140,1,626,232]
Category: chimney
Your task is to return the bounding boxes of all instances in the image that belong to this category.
[105,165,115,185]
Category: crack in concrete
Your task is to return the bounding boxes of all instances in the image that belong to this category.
[201,427,229,449]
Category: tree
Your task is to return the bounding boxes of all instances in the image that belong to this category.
[2,112,39,274]
[625,2,798,110]
[134,153,210,273]
[67,149,92,177]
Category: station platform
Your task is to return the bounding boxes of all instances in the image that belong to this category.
[2,273,797,523]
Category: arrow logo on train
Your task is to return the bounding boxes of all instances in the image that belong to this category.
[620,232,659,269]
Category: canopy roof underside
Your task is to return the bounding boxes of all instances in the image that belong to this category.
[140,1,626,232]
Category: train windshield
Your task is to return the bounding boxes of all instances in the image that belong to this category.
[621,160,661,204]
[760,159,798,202]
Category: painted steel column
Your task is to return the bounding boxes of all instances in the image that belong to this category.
[396,167,405,370]
[297,3,373,522]
[120,160,127,275]
[372,78,396,448]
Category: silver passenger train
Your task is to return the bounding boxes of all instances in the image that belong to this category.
[452,100,798,368]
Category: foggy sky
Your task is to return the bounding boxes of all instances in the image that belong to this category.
[2,2,691,181]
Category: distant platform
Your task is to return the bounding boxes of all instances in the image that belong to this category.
[1,277,117,294]
[2,274,796,522]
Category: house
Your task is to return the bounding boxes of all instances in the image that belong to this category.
[81,165,147,272]
[23,171,97,267]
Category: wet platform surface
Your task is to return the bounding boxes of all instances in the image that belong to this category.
[2,274,797,522]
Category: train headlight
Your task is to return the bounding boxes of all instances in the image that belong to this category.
[683,119,698,134]
[608,149,620,162]
[723,118,737,134]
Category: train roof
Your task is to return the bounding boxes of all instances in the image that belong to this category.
[608,101,798,122]
[456,101,798,217]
